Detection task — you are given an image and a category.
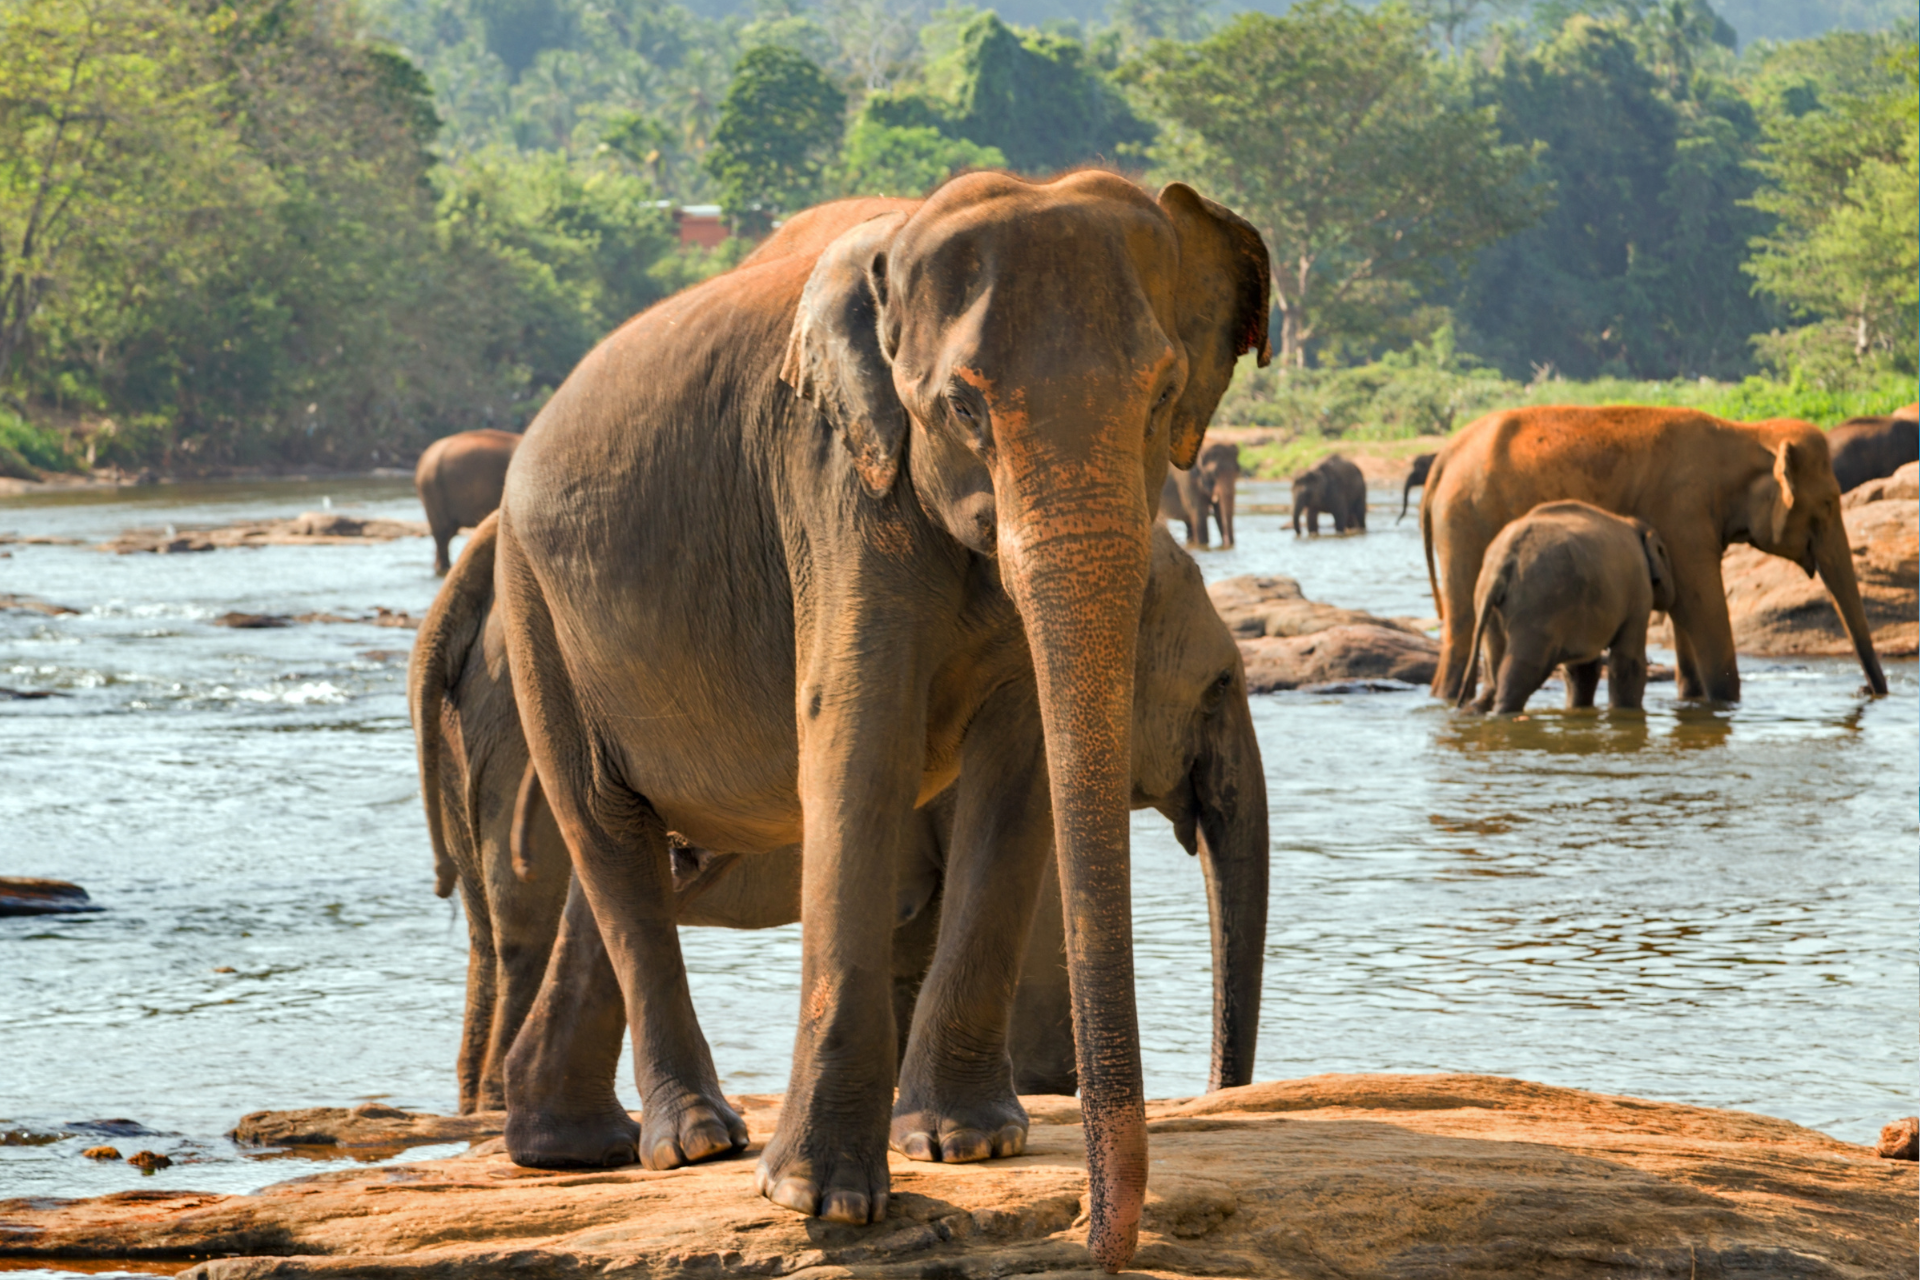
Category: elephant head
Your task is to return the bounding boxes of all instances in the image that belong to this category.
[1131,530,1268,1092]
[784,171,1270,1271]
[1290,472,1321,534]
[1734,425,1887,695]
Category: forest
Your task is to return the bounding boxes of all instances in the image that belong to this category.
[0,0,1913,474]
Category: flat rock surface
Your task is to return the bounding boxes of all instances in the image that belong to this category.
[1654,461,1918,658]
[0,877,101,916]
[98,513,428,555]
[3,1074,1911,1279]
[1210,576,1440,694]
[230,1104,507,1151]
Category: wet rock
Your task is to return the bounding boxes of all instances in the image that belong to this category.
[229,1104,503,1150]
[0,1128,66,1147]
[214,613,293,630]
[80,1147,121,1161]
[1878,1116,1918,1160]
[1209,574,1429,641]
[100,515,428,554]
[126,1151,172,1170]
[4,1075,1907,1279]
[0,878,102,917]
[0,687,70,700]
[1239,624,1440,693]
[0,592,80,615]
[1654,460,1918,657]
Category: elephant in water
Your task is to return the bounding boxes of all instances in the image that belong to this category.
[452,176,1269,1267]
[414,428,519,575]
[1398,452,1435,523]
[411,518,1268,1122]
[1826,412,1917,493]
[1455,501,1675,714]
[1292,453,1366,534]
[1422,406,1886,705]
[1160,440,1243,549]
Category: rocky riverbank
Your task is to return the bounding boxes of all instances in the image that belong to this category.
[3,1074,1911,1279]
[1209,574,1441,692]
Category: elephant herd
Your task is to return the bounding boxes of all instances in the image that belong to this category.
[401,174,1902,1274]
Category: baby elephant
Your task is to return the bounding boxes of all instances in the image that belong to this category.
[1457,500,1675,714]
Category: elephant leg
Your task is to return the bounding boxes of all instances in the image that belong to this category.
[891,881,942,1068]
[1564,659,1602,710]
[1431,520,1492,704]
[503,875,639,1165]
[456,880,498,1115]
[1666,549,1738,703]
[1008,855,1075,1095]
[482,860,567,1113]
[757,615,933,1225]
[431,523,456,577]
[1216,486,1236,550]
[1491,638,1556,715]
[894,682,1051,1164]
[1607,617,1651,712]
[497,535,742,1172]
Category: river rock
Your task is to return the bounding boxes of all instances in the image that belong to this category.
[1239,624,1440,693]
[1209,574,1430,641]
[230,1103,505,1151]
[0,878,102,917]
[1651,460,1918,658]
[100,515,427,554]
[1879,1116,1918,1161]
[6,1074,1907,1278]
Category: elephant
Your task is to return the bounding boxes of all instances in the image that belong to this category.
[1398,452,1435,523]
[1159,441,1242,549]
[1422,406,1887,705]
[1825,414,1917,493]
[414,429,520,575]
[413,519,1267,1121]
[1291,453,1366,534]
[481,174,1270,1269]
[1454,500,1676,714]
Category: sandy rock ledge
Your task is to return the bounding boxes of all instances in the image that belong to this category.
[2,1074,1912,1279]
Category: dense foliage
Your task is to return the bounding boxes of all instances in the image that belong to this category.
[0,0,1911,472]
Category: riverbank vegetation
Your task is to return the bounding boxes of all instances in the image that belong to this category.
[0,0,1911,473]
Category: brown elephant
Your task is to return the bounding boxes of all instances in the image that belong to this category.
[1160,441,1242,549]
[1422,406,1887,704]
[1455,501,1676,714]
[1398,452,1435,523]
[414,428,520,575]
[414,521,1268,1121]
[485,174,1269,1269]
[1291,453,1366,534]
[1826,414,1917,493]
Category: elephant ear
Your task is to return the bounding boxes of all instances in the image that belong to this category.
[781,213,910,497]
[1157,183,1272,470]
[1637,522,1676,612]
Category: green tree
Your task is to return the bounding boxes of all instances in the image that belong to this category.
[1449,12,1777,380]
[836,118,1005,196]
[863,10,1152,174]
[1744,31,1918,377]
[1126,0,1542,369]
[704,45,845,221]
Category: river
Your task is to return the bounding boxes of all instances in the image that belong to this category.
[2,475,1914,1211]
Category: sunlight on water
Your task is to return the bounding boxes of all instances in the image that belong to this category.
[2,475,1914,1205]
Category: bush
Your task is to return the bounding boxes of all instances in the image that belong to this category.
[0,410,81,475]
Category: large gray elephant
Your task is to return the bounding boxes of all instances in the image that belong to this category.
[469,176,1269,1268]
[1292,453,1366,534]
[414,429,520,575]
[412,518,1268,1120]
[1455,500,1676,714]
[1826,413,1917,493]
[1160,441,1242,549]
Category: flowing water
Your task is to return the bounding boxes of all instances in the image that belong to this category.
[3,476,1915,1214]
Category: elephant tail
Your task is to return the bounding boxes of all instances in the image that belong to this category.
[1420,461,1442,618]
[1398,471,1416,523]
[1456,565,1506,711]
[510,760,542,883]
[409,512,500,898]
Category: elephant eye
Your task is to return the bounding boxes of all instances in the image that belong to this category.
[1155,386,1174,410]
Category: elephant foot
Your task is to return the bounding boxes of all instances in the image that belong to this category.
[890,1087,1029,1164]
[637,1086,749,1170]
[755,1093,890,1225]
[505,1104,640,1169]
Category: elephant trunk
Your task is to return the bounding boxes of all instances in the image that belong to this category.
[998,470,1150,1275]
[1813,515,1888,695]
[1191,673,1267,1091]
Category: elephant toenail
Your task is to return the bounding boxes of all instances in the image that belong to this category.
[649,1141,680,1169]
[821,1191,869,1224]
[769,1176,818,1216]
[901,1132,935,1161]
[993,1126,1026,1157]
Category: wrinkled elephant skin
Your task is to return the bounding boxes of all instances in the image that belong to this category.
[488,175,1269,1271]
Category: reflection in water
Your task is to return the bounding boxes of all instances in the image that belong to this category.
[2,477,1915,1206]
